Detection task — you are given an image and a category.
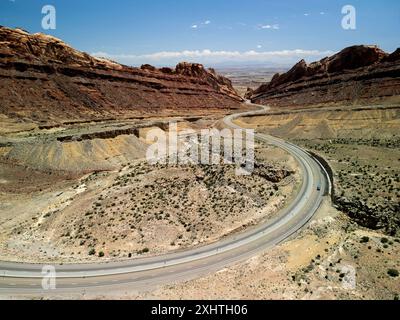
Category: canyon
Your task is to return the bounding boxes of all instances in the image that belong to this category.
[0,27,399,300]
[0,26,242,133]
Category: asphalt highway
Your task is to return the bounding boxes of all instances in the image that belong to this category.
[0,104,328,295]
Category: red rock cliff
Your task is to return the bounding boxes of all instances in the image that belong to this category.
[0,27,242,125]
[247,45,400,108]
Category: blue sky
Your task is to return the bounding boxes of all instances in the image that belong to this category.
[1,0,399,66]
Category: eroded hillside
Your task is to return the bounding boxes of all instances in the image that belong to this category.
[0,27,243,131]
[247,45,400,108]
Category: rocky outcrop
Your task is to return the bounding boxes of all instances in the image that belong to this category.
[0,27,242,127]
[244,87,254,100]
[334,196,399,236]
[140,64,157,72]
[249,45,400,108]
[254,162,294,183]
[383,48,400,63]
[325,45,386,73]
[174,62,240,101]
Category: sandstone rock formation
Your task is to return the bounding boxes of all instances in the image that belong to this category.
[248,45,400,108]
[0,27,242,126]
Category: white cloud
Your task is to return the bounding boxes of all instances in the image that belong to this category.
[259,24,279,30]
[304,13,310,16]
[257,45,262,49]
[92,49,334,66]
[191,20,211,29]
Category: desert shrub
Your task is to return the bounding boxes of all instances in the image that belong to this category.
[388,269,399,278]
[360,236,370,243]
[88,248,96,256]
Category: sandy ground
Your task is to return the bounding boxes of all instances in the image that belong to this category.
[60,198,398,301]
[1,104,399,300]
[0,133,299,264]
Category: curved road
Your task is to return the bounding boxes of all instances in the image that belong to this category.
[0,104,328,295]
